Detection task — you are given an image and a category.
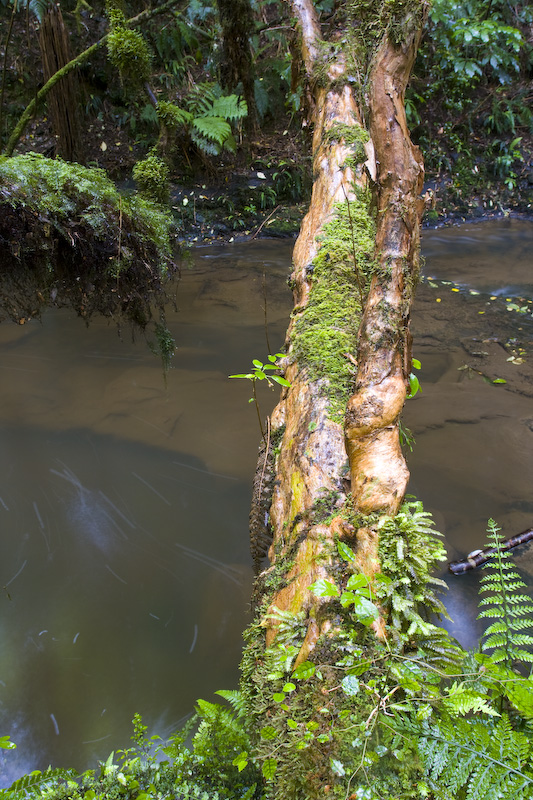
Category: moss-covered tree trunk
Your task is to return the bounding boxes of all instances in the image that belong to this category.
[243,1,430,796]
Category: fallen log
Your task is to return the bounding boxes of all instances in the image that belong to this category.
[449,527,533,574]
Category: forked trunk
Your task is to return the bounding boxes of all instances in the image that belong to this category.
[244,1,428,794]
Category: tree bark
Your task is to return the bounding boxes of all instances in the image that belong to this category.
[39,4,80,161]
[244,1,429,794]
[215,0,258,129]
[261,0,427,661]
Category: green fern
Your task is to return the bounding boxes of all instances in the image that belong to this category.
[378,499,449,639]
[185,83,247,155]
[0,766,78,799]
[210,95,248,122]
[186,82,219,117]
[192,116,232,147]
[478,519,533,668]
[215,689,247,717]
[412,714,533,800]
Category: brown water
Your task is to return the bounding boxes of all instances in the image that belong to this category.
[0,221,532,782]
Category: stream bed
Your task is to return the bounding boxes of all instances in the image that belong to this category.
[0,219,532,783]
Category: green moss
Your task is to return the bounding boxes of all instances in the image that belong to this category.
[132,154,170,205]
[0,153,172,262]
[157,101,193,131]
[241,496,459,800]
[107,27,151,84]
[0,153,176,326]
[106,2,151,85]
[322,121,370,164]
[292,193,375,421]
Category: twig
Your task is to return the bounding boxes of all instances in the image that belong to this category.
[250,205,281,239]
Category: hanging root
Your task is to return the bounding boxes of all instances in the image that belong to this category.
[249,421,276,574]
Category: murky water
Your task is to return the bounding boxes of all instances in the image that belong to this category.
[406,219,533,648]
[0,241,294,783]
[0,221,532,783]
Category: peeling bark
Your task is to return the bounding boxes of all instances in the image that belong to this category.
[260,0,427,644]
[246,3,429,793]
[346,26,426,517]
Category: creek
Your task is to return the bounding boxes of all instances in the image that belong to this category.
[0,220,532,783]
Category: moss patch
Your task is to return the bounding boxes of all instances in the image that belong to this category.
[0,153,177,325]
[292,193,375,421]
[322,121,370,165]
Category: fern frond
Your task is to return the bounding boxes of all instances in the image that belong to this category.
[215,689,247,717]
[410,714,533,800]
[29,0,51,23]
[190,132,220,155]
[4,766,78,797]
[443,682,500,717]
[210,95,247,121]
[192,117,231,146]
[186,82,218,116]
[478,519,533,669]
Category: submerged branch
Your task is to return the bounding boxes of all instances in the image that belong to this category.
[449,527,533,574]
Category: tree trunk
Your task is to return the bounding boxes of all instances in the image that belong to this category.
[243,1,429,795]
[215,0,257,129]
[39,4,80,161]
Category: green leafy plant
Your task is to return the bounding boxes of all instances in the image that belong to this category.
[478,518,533,668]
[229,354,290,439]
[185,83,248,156]
[311,541,381,628]
[406,357,422,399]
[398,713,533,799]
[132,153,170,204]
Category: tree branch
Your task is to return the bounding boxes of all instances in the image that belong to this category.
[3,0,185,157]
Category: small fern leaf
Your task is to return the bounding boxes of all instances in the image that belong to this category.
[190,132,220,156]
[215,689,246,716]
[29,0,51,23]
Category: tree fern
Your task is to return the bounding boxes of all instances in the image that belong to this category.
[478,519,533,668]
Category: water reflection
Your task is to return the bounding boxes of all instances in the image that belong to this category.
[407,218,533,649]
[0,241,294,783]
